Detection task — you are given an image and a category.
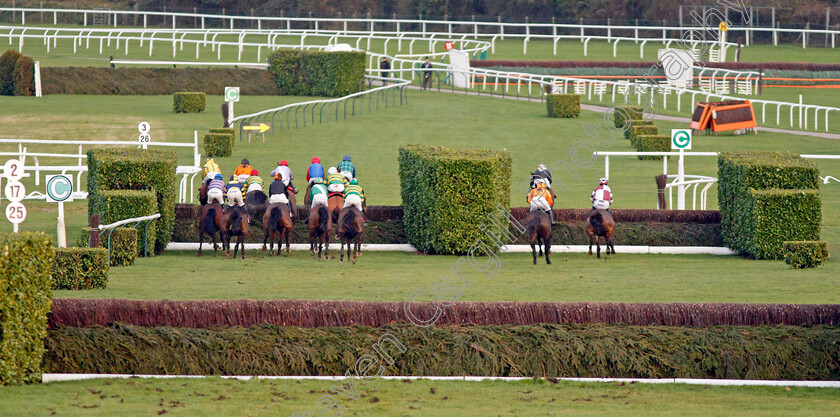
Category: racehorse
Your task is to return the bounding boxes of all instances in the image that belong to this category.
[245,189,268,206]
[337,206,364,264]
[198,178,211,206]
[307,205,331,260]
[328,193,344,234]
[223,205,250,259]
[585,209,616,259]
[524,210,552,265]
[197,201,224,256]
[262,202,293,256]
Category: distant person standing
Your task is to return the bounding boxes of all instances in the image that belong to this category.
[422,57,433,90]
[380,57,391,85]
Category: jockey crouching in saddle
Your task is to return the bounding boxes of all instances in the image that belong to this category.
[590,177,613,215]
[326,167,347,195]
[342,178,366,227]
[304,177,329,224]
[206,173,227,205]
[269,160,298,194]
[269,172,293,217]
[529,163,556,225]
[202,158,221,183]
[246,170,264,194]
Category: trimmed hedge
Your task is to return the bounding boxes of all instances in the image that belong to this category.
[623,119,654,139]
[268,49,366,97]
[783,241,830,269]
[0,232,54,385]
[52,248,109,290]
[629,124,658,143]
[209,127,235,137]
[399,145,512,255]
[87,149,177,254]
[12,55,35,96]
[78,227,138,266]
[203,133,234,157]
[613,106,644,129]
[173,92,206,113]
[634,135,670,160]
[0,49,22,96]
[89,190,157,256]
[44,322,840,380]
[545,93,580,118]
[718,152,821,259]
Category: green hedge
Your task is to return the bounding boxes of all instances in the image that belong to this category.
[0,49,22,96]
[44,323,840,380]
[634,135,670,160]
[399,145,512,255]
[0,232,54,385]
[78,227,138,266]
[12,55,35,96]
[613,106,644,129]
[87,149,177,254]
[52,248,109,290]
[173,92,206,113]
[268,49,366,97]
[545,94,581,118]
[783,241,830,268]
[209,127,235,139]
[203,133,234,158]
[718,152,821,259]
[629,124,658,144]
[623,119,654,139]
[89,190,157,257]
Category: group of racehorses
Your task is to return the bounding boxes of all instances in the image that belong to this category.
[196,178,365,263]
[524,196,615,266]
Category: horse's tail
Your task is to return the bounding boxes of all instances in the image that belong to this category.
[525,212,541,234]
[204,207,218,234]
[317,206,329,235]
[232,209,243,234]
[589,211,604,235]
[269,205,282,231]
[343,209,359,239]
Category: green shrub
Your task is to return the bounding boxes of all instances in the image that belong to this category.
[12,55,35,96]
[718,152,821,259]
[173,92,206,113]
[613,106,644,129]
[0,49,22,96]
[0,232,54,385]
[89,190,156,257]
[545,94,581,118]
[203,133,234,157]
[783,241,829,268]
[78,227,138,266]
[209,127,235,139]
[629,124,658,143]
[52,248,108,290]
[623,119,654,139]
[634,135,670,160]
[268,49,366,97]
[87,149,177,254]
[399,145,512,255]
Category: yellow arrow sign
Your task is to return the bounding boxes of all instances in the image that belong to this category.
[242,123,271,133]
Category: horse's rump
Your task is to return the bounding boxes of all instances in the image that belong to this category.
[203,206,219,234]
[317,206,329,235]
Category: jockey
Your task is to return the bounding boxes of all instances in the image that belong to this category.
[207,173,226,205]
[202,158,221,182]
[527,181,555,225]
[269,173,293,216]
[530,163,553,189]
[246,169,264,193]
[306,157,325,184]
[591,178,613,212]
[337,154,356,179]
[227,174,243,194]
[326,167,347,195]
[233,158,253,177]
[309,177,329,210]
[269,160,297,194]
[343,178,366,225]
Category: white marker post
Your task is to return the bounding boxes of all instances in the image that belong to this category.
[138,121,151,150]
[46,175,74,248]
[671,129,692,210]
[225,87,240,126]
[3,159,26,233]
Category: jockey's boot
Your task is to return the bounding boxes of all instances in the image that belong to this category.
[288,202,294,219]
[548,209,556,225]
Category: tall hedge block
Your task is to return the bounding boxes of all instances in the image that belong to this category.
[87,149,177,254]
[203,133,234,157]
[0,49,22,96]
[623,119,654,139]
[268,50,365,97]
[173,92,206,113]
[0,232,54,385]
[613,106,644,129]
[783,241,829,269]
[718,152,821,259]
[634,135,670,160]
[546,94,581,118]
[399,145,512,255]
[90,190,156,257]
[52,248,109,290]
[12,55,35,97]
[78,227,139,266]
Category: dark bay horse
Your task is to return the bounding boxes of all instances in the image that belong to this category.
[585,209,616,258]
[308,205,331,260]
[223,205,250,259]
[197,201,224,256]
[337,206,364,264]
[525,210,552,265]
[262,203,293,256]
[198,178,211,205]
[245,189,268,206]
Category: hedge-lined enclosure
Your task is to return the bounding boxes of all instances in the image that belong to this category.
[40,67,281,95]
[783,241,830,269]
[0,232,54,385]
[0,50,34,96]
[51,248,109,290]
[49,299,840,329]
[268,50,366,97]
[203,133,234,157]
[545,94,580,118]
[87,149,177,254]
[718,152,822,259]
[44,322,840,380]
[173,91,206,113]
[399,146,512,254]
[78,227,138,266]
[88,190,157,256]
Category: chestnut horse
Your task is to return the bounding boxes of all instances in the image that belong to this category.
[262,203,293,256]
[585,209,616,258]
[328,193,344,235]
[197,201,224,256]
[524,210,552,265]
[223,205,250,259]
[307,205,331,260]
[337,206,364,264]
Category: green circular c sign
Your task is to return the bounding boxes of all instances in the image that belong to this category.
[672,130,691,149]
[47,175,73,202]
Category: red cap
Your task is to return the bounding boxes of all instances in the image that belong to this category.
[251,170,258,176]
[312,157,320,164]
[280,160,288,166]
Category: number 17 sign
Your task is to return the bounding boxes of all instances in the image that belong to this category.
[3,159,26,231]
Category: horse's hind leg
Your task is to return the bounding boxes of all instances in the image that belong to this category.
[263,229,269,253]
[285,229,291,255]
[324,234,330,261]
[537,236,543,257]
[197,233,204,257]
[240,236,246,259]
[354,235,362,261]
[339,236,346,263]
[596,238,601,259]
[530,241,537,265]
[545,238,551,265]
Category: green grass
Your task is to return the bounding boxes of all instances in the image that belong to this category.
[51,250,840,304]
[0,378,837,417]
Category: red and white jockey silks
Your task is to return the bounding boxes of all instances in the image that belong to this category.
[591,185,613,209]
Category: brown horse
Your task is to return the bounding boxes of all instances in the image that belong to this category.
[525,210,552,265]
[328,193,344,235]
[223,205,250,259]
[198,178,211,205]
[307,205,331,260]
[262,203,293,256]
[337,206,364,264]
[197,201,224,256]
[585,209,616,258]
